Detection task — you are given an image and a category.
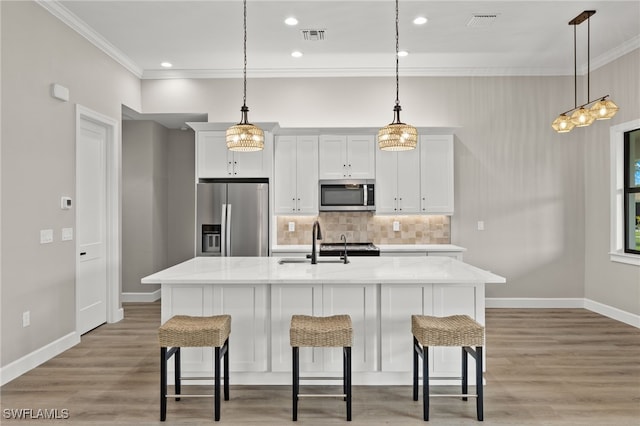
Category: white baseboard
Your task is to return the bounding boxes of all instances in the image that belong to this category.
[0,332,79,386]
[486,297,584,308]
[584,298,640,328]
[121,290,160,303]
[487,297,640,328]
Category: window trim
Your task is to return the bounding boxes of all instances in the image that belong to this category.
[623,129,640,255]
[610,119,640,265]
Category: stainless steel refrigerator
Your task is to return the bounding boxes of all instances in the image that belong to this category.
[196,179,269,257]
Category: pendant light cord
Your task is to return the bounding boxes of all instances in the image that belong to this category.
[395,0,400,106]
[573,23,577,109]
[243,0,247,109]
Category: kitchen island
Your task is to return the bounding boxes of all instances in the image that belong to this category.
[142,256,505,385]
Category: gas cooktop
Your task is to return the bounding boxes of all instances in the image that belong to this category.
[319,242,380,256]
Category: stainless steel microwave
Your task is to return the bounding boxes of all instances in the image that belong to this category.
[319,179,375,211]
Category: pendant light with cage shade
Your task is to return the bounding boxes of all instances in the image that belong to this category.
[378,0,417,151]
[226,0,264,151]
[551,10,618,134]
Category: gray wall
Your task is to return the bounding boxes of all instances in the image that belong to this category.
[122,121,168,294]
[583,52,640,315]
[167,129,196,266]
[1,1,140,367]
[142,50,640,315]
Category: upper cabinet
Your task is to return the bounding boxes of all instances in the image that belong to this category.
[318,135,375,179]
[376,149,421,214]
[420,135,454,215]
[274,135,319,214]
[196,130,273,178]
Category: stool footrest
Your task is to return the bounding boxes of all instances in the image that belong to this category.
[298,394,347,398]
[299,376,343,381]
[165,394,214,398]
[430,394,478,398]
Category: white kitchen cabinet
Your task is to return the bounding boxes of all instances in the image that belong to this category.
[274,135,318,214]
[196,130,272,178]
[319,135,375,179]
[322,284,377,372]
[160,283,269,375]
[271,283,377,374]
[271,284,323,372]
[381,283,481,382]
[375,148,421,214]
[420,135,454,214]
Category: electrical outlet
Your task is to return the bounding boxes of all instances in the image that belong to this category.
[40,229,53,244]
[393,221,400,232]
[288,222,295,232]
[22,311,30,327]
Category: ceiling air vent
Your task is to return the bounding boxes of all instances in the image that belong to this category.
[466,14,499,27]
[301,29,325,41]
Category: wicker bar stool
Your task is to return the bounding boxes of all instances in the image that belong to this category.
[290,314,353,421]
[158,315,231,422]
[411,315,485,421]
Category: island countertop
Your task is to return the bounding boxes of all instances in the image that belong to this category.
[141,256,505,285]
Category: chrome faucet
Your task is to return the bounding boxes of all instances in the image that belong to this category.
[310,221,323,264]
[340,234,349,264]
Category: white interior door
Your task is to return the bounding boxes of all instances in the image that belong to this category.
[77,117,108,334]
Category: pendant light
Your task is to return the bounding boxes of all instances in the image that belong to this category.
[551,10,618,134]
[226,0,264,151]
[378,0,417,151]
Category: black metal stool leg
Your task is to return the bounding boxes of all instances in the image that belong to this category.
[462,346,468,401]
[346,347,352,421]
[174,348,181,401]
[413,337,419,401]
[292,346,299,421]
[214,346,221,421]
[476,346,484,421]
[423,345,429,421]
[224,339,230,401]
[160,347,167,421]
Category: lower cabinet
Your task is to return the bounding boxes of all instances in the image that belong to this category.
[381,283,483,380]
[271,283,377,373]
[161,284,269,375]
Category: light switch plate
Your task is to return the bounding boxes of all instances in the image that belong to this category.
[477,221,485,231]
[393,221,400,232]
[62,228,73,241]
[40,229,53,244]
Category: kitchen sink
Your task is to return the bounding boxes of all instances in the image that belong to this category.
[277,258,346,265]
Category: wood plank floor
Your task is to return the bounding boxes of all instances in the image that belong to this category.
[1,302,638,425]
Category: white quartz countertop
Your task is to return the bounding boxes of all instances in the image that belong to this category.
[141,256,504,285]
[271,244,466,253]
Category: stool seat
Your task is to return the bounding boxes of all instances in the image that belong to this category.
[412,315,484,347]
[159,315,231,348]
[290,315,353,348]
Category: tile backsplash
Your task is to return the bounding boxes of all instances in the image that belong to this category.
[276,213,450,245]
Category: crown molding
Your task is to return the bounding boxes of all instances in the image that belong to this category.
[36,0,143,78]
[584,35,640,74]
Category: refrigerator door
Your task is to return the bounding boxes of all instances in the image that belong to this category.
[226,182,269,256]
[196,183,227,256]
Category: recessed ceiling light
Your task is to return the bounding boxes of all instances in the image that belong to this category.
[291,51,303,58]
[413,16,428,25]
[285,17,298,26]
[160,62,172,68]
[398,51,409,57]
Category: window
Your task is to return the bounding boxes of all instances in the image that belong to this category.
[610,119,640,265]
[624,128,640,254]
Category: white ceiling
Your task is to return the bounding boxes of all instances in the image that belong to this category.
[44,1,640,80]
